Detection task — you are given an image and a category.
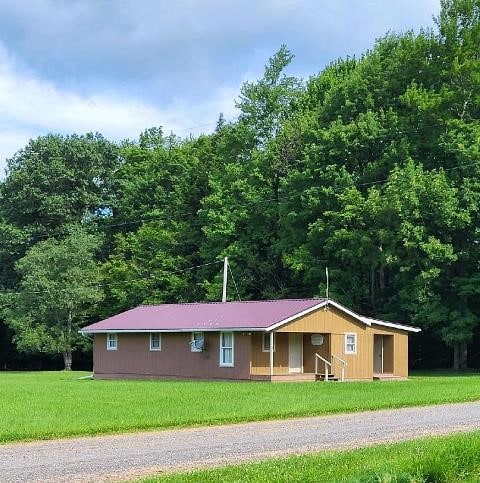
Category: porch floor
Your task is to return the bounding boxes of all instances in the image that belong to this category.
[250,373,318,382]
[373,373,406,380]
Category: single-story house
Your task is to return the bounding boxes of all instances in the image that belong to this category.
[80,298,420,381]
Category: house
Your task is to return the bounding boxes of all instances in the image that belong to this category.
[80,298,420,381]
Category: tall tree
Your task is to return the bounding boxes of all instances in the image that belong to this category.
[200,46,302,299]
[1,133,119,235]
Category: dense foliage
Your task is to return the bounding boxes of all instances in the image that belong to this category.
[0,0,479,369]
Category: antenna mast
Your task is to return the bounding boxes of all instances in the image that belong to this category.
[222,257,228,302]
[325,266,329,300]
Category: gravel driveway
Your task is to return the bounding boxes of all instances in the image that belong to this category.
[1,401,480,482]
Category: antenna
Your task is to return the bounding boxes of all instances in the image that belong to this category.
[325,266,329,300]
[222,256,228,302]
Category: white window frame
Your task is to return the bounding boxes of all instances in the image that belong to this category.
[262,332,276,352]
[149,333,162,351]
[345,332,357,355]
[219,331,234,367]
[191,332,204,352]
[106,333,117,351]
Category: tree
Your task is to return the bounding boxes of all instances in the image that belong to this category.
[2,229,103,370]
[199,46,302,299]
[1,132,119,235]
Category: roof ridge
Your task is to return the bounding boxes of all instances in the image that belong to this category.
[138,298,324,308]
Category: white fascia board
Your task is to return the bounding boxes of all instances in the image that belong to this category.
[265,301,328,331]
[325,300,372,326]
[265,299,381,332]
[362,317,421,333]
[79,328,265,334]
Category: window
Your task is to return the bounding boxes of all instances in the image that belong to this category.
[191,332,204,352]
[219,332,234,367]
[107,333,117,351]
[150,333,162,351]
[262,333,275,352]
[345,333,357,354]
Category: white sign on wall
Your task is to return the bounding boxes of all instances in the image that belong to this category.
[311,334,324,346]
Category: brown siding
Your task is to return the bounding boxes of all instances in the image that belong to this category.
[369,326,409,378]
[383,335,394,373]
[276,306,366,334]
[94,332,251,380]
[303,333,330,373]
[275,307,411,380]
[93,307,412,381]
[250,332,289,375]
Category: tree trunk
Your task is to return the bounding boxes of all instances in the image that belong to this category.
[370,266,375,309]
[453,343,459,370]
[378,245,385,291]
[63,310,73,371]
[453,342,468,370]
[63,350,72,371]
[459,342,468,369]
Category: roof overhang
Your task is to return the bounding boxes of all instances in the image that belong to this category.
[80,299,421,335]
[79,327,267,334]
[265,300,421,333]
[360,316,421,333]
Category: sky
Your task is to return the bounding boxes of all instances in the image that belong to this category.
[0,0,441,174]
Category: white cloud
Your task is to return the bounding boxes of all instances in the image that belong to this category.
[0,44,239,175]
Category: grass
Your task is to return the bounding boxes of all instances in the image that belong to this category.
[144,431,480,482]
[1,371,480,443]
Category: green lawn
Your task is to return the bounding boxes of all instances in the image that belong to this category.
[146,431,480,482]
[1,371,480,443]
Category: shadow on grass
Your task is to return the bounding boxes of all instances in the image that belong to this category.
[411,369,480,378]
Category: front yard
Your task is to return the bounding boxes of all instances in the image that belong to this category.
[1,371,480,443]
[146,431,480,482]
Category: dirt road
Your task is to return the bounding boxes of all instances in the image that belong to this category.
[1,401,479,482]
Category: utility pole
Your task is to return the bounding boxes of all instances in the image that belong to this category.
[222,256,228,302]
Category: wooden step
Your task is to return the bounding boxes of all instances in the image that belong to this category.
[315,374,339,381]
[373,374,404,381]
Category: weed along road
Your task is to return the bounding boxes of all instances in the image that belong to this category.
[2,401,480,482]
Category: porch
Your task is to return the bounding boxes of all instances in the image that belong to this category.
[249,332,347,382]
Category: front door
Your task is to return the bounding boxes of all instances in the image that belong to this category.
[373,335,383,373]
[288,333,303,373]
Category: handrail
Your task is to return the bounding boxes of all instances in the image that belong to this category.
[315,353,332,382]
[331,354,348,382]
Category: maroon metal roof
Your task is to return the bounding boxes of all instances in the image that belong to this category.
[81,299,326,332]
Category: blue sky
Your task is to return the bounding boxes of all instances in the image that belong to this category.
[0,0,440,174]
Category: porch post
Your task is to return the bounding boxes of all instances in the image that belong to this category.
[269,331,274,377]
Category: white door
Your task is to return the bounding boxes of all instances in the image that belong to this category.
[288,333,303,373]
[374,335,383,373]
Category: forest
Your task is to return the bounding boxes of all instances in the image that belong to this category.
[0,0,479,371]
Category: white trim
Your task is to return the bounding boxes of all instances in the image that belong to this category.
[327,300,372,326]
[106,333,117,351]
[80,327,264,334]
[266,302,328,331]
[81,299,421,335]
[219,331,234,367]
[262,332,276,352]
[266,299,420,333]
[149,332,162,351]
[266,300,371,331]
[269,331,274,376]
[362,317,421,333]
[345,332,357,355]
